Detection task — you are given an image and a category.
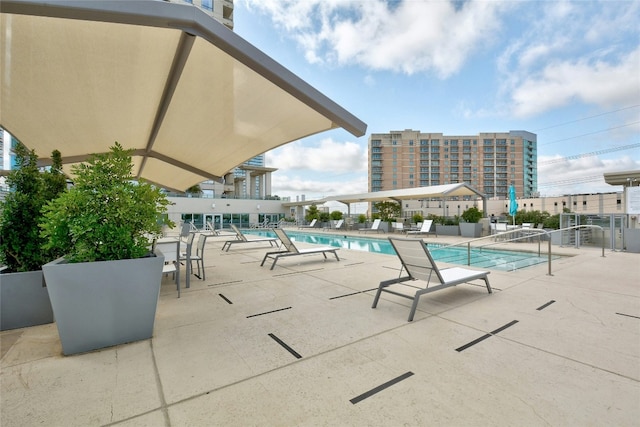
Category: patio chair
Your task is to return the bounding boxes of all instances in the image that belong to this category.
[179,232,196,288]
[359,218,385,233]
[221,224,279,252]
[372,237,492,321]
[392,222,404,233]
[154,238,181,298]
[298,218,317,229]
[494,222,508,241]
[191,234,208,280]
[261,228,340,270]
[406,220,436,237]
[323,219,344,231]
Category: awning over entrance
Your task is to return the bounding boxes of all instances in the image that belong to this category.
[0,0,367,192]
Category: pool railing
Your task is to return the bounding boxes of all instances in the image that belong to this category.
[431,225,606,276]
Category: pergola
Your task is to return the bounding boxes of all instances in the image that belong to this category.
[0,0,366,192]
[283,183,487,218]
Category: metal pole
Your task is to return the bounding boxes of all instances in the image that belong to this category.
[467,242,471,266]
[547,237,553,276]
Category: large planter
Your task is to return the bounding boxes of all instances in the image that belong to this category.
[460,223,483,238]
[624,228,640,253]
[0,270,54,331]
[435,225,460,236]
[43,255,164,355]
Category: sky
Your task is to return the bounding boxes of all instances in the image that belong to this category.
[233,0,640,205]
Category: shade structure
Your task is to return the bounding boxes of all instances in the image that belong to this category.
[320,183,486,205]
[0,0,367,192]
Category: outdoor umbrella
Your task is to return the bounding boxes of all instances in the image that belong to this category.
[0,0,367,192]
[509,185,519,226]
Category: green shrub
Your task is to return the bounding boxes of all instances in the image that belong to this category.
[461,206,483,223]
[40,143,172,263]
[412,213,424,224]
[358,214,367,224]
[330,210,343,220]
[0,142,66,272]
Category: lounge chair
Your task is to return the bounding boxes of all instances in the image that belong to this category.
[392,222,404,233]
[298,218,317,229]
[261,228,340,270]
[323,219,344,231]
[221,224,279,252]
[406,220,436,237]
[372,237,491,321]
[359,218,385,233]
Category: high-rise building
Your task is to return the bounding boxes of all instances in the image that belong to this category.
[369,130,537,199]
[164,0,234,30]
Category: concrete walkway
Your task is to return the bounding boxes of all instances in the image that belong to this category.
[1,231,639,426]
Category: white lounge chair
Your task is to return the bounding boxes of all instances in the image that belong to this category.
[359,218,385,233]
[261,228,340,270]
[406,220,436,237]
[221,224,279,252]
[323,219,344,231]
[372,237,492,321]
[298,218,317,229]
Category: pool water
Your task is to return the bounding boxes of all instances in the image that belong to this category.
[243,229,558,272]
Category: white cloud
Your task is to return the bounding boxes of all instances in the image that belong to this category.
[269,172,367,200]
[538,154,640,196]
[242,0,509,78]
[265,138,367,173]
[510,48,640,118]
[497,1,640,118]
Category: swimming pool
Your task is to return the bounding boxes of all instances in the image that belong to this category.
[243,229,558,271]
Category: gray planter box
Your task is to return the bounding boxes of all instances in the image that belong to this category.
[625,228,640,253]
[435,225,460,236]
[43,255,164,355]
[0,270,54,331]
[459,223,482,238]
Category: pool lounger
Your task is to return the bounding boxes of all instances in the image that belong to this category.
[372,237,491,321]
[261,228,340,270]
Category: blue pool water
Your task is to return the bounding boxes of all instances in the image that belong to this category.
[243,229,558,271]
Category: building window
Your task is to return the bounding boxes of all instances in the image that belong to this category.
[201,0,213,11]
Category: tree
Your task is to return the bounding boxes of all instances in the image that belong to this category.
[372,201,401,221]
[305,204,320,222]
[0,143,66,271]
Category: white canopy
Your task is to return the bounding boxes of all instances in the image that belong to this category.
[283,183,486,207]
[0,0,366,192]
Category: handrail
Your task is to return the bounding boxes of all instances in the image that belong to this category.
[427,225,605,276]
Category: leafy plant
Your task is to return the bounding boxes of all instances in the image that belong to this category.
[372,201,401,222]
[0,142,66,272]
[305,204,320,222]
[330,210,343,220]
[461,206,483,223]
[319,211,331,222]
[40,142,172,263]
[412,213,424,224]
[357,214,367,224]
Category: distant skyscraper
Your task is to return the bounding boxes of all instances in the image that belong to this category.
[369,130,537,199]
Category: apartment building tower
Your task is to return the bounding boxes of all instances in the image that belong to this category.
[369,130,537,199]
[164,0,234,30]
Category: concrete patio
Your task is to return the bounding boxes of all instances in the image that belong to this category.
[1,232,638,426]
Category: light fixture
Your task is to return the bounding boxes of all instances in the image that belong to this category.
[256,204,261,210]
[211,203,216,210]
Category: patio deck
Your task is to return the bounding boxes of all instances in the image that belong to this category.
[1,232,639,426]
